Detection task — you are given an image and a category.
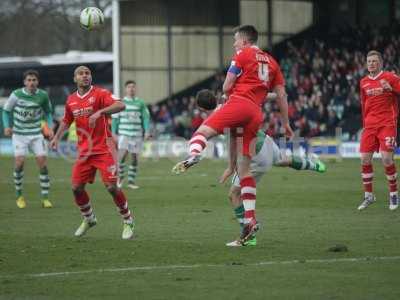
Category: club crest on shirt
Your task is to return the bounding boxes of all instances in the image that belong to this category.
[88,97,96,104]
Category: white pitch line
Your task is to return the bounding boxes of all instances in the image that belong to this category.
[0,173,211,184]
[1,256,400,279]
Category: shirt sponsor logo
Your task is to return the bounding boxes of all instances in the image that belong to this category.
[72,106,94,117]
[365,87,384,96]
[15,110,40,119]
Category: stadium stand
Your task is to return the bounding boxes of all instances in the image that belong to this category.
[149,22,400,141]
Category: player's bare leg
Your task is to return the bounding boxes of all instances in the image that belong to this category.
[358,152,376,210]
[35,155,52,208]
[381,151,398,210]
[127,153,139,189]
[105,183,135,239]
[72,183,97,237]
[117,149,128,188]
[14,156,26,208]
[237,156,259,243]
[172,125,217,174]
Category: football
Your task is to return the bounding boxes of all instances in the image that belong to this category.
[80,7,105,30]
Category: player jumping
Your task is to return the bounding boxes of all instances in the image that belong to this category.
[358,50,400,211]
[173,25,293,244]
[196,89,326,246]
[50,66,135,239]
[2,69,54,209]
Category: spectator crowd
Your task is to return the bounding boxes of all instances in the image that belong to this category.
[148,23,400,141]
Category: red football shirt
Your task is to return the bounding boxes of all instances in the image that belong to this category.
[360,71,400,128]
[63,86,118,156]
[229,45,285,106]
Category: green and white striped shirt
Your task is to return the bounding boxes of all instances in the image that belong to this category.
[112,96,150,138]
[3,88,52,136]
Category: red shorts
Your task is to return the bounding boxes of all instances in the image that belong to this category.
[360,126,397,153]
[72,152,118,185]
[203,96,263,157]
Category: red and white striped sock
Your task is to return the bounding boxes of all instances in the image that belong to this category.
[361,164,373,196]
[189,133,207,156]
[240,176,256,224]
[74,190,95,221]
[113,190,133,223]
[384,164,398,196]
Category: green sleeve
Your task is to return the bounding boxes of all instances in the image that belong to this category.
[46,113,53,127]
[111,117,119,134]
[3,92,17,112]
[42,93,53,114]
[141,101,150,133]
[42,93,53,127]
[2,109,11,128]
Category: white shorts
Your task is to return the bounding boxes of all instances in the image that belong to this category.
[232,135,282,187]
[12,134,48,157]
[118,135,143,154]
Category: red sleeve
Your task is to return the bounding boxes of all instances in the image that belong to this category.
[62,102,74,126]
[359,82,365,127]
[389,73,400,94]
[100,89,119,108]
[232,50,247,70]
[270,63,285,89]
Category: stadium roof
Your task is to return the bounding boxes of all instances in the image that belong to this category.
[0,51,113,88]
[0,51,113,68]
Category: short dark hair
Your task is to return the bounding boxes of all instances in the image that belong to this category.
[233,25,258,44]
[125,80,136,86]
[367,50,383,62]
[196,89,217,111]
[23,69,39,80]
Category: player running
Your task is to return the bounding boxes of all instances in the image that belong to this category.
[358,50,400,211]
[173,25,293,244]
[2,69,54,209]
[50,66,135,239]
[196,89,326,246]
[112,80,150,189]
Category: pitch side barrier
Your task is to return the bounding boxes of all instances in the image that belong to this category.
[1,138,399,160]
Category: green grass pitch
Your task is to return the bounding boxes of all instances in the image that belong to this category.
[0,156,399,299]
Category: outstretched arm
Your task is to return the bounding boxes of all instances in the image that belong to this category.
[222,72,238,95]
[50,102,73,149]
[89,101,125,128]
[100,101,126,115]
[49,121,69,150]
[220,131,237,184]
[274,85,294,139]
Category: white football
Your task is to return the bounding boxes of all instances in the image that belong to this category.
[80,7,105,30]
